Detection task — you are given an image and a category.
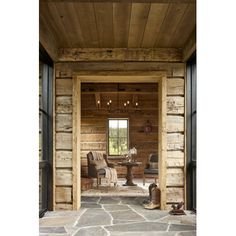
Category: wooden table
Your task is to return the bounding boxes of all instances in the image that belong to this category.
[117,161,142,186]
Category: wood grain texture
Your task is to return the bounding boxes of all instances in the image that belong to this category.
[183,27,196,61]
[155,3,188,47]
[56,151,72,167]
[167,79,184,95]
[128,3,151,47]
[167,97,184,114]
[166,168,184,186]
[166,187,184,202]
[167,150,184,167]
[56,79,72,95]
[56,133,72,149]
[166,115,184,132]
[167,133,184,150]
[55,203,73,210]
[56,169,73,186]
[142,3,168,47]
[58,48,182,62]
[113,3,131,47]
[94,2,114,47]
[56,114,72,132]
[55,187,72,202]
[56,96,72,113]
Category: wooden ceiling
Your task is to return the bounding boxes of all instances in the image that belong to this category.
[40,0,196,49]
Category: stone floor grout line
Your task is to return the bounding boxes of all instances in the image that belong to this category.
[127,204,149,222]
[101,204,114,226]
[166,223,171,232]
[101,225,110,236]
[72,208,87,228]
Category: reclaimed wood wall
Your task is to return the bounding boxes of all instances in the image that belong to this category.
[81,83,158,178]
[54,61,185,210]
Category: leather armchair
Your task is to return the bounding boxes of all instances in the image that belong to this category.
[87,151,115,188]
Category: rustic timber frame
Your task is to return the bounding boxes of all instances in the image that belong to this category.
[72,71,167,210]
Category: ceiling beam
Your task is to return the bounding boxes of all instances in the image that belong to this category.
[58,48,183,62]
[182,28,196,62]
[41,1,195,3]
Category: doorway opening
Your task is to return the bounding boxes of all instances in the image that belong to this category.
[72,72,167,210]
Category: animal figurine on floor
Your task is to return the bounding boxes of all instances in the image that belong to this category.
[169,202,186,215]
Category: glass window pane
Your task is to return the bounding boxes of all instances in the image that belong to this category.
[109,138,119,155]
[119,137,128,154]
[109,120,118,137]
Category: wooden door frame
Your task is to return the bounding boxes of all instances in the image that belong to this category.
[72,71,167,210]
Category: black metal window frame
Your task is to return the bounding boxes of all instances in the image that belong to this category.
[186,53,197,211]
[39,43,53,217]
[108,118,129,156]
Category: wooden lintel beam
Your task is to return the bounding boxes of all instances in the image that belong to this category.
[58,48,183,62]
[182,28,196,62]
[41,1,195,3]
[83,91,158,95]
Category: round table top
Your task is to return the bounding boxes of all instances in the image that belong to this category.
[117,161,142,167]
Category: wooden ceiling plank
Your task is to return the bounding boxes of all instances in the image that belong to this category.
[39,14,59,61]
[73,3,99,47]
[94,2,114,47]
[58,48,182,62]
[128,3,151,48]
[169,3,196,47]
[141,3,169,48]
[41,1,196,3]
[40,3,65,46]
[113,3,132,47]
[55,2,84,47]
[47,2,73,47]
[155,3,188,47]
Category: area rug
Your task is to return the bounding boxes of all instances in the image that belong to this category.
[81,185,149,197]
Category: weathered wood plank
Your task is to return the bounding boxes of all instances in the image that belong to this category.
[56,79,72,95]
[55,203,73,210]
[56,169,73,186]
[166,115,184,132]
[81,133,106,142]
[166,150,184,167]
[167,97,184,114]
[41,1,196,3]
[167,79,184,95]
[56,96,72,113]
[183,27,196,62]
[81,142,106,150]
[56,151,72,168]
[166,187,184,202]
[58,48,183,62]
[166,168,184,186]
[56,114,72,132]
[113,3,131,47]
[56,133,72,149]
[55,187,72,202]
[167,133,184,150]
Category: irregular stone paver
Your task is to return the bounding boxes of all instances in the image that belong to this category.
[103,204,130,211]
[112,220,144,225]
[76,208,111,227]
[99,197,121,204]
[169,224,196,231]
[74,226,108,236]
[39,226,66,234]
[43,211,80,218]
[158,215,196,225]
[176,231,196,236]
[128,205,169,221]
[81,196,100,203]
[120,197,147,205]
[110,232,176,236]
[105,222,168,232]
[40,215,78,227]
[110,210,145,222]
[81,202,101,208]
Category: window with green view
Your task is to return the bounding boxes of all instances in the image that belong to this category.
[108,119,129,156]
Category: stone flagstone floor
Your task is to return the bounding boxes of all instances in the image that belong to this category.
[39,196,196,236]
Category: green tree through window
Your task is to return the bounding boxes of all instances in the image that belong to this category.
[108,119,128,155]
